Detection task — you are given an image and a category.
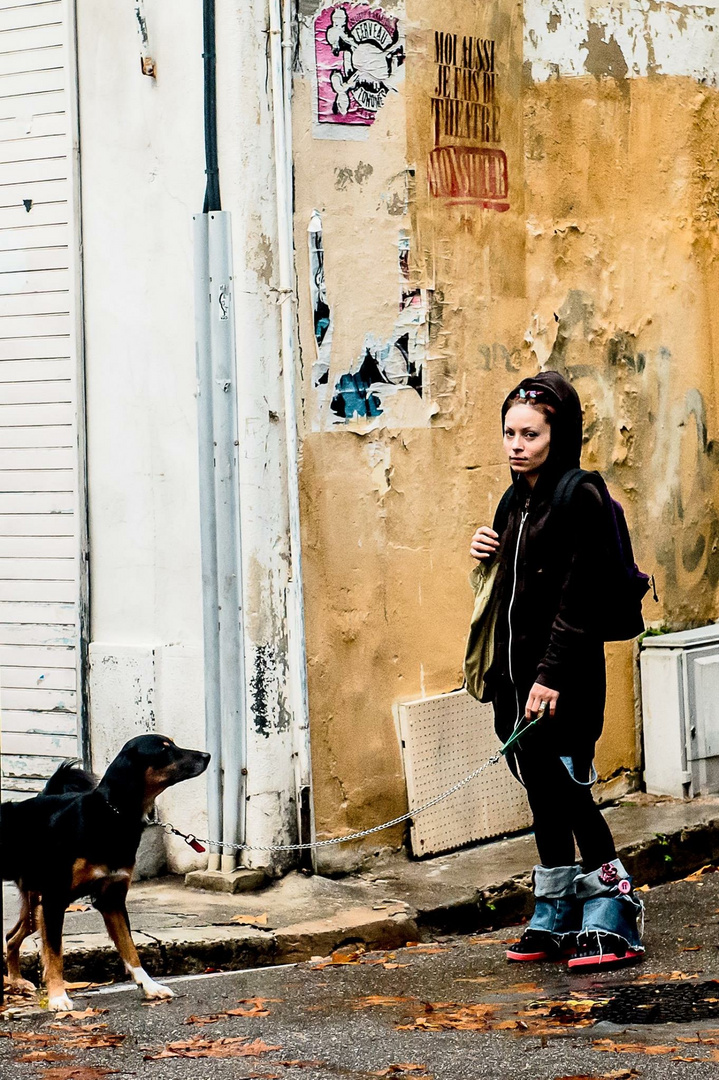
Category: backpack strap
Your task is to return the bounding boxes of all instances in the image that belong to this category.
[492,484,516,536]
[551,468,597,513]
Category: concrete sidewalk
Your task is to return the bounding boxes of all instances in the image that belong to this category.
[5,793,719,986]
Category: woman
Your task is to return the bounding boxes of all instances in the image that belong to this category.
[470,371,644,970]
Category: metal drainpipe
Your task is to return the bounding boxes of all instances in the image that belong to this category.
[194,213,222,871]
[194,0,247,872]
[268,0,315,859]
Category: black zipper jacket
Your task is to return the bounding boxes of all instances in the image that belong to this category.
[486,372,609,765]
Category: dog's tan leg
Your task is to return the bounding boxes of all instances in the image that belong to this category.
[96,879,173,1000]
[38,899,72,1011]
[5,890,38,993]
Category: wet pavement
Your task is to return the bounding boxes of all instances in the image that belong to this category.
[2,869,719,1079]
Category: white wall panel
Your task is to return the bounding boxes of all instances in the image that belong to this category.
[0,0,82,797]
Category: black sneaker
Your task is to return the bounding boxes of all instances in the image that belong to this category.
[568,930,644,970]
[506,928,575,963]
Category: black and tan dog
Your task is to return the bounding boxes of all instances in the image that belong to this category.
[1,735,209,1010]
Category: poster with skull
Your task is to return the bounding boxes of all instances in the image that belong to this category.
[315,4,404,131]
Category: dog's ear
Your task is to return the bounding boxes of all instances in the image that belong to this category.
[99,745,145,800]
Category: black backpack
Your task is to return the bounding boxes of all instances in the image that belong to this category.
[493,469,655,642]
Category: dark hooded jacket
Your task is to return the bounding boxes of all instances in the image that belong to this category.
[485,371,609,771]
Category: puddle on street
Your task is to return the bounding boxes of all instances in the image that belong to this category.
[592,980,719,1025]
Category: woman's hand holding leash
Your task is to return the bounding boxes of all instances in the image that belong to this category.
[470,525,500,562]
[525,682,559,719]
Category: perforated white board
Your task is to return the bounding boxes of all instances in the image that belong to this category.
[397,689,532,857]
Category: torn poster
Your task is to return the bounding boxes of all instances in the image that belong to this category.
[313,233,437,432]
[314,4,404,135]
[309,210,332,388]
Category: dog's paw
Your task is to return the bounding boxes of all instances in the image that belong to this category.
[130,967,174,1000]
[8,976,37,995]
[48,992,74,1012]
[142,978,174,1001]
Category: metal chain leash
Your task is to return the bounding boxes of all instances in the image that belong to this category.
[150,716,541,855]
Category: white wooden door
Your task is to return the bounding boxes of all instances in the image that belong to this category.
[0,0,84,798]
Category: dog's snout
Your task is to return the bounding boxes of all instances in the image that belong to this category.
[177,748,211,781]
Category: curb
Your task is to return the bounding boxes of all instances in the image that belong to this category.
[15,816,719,986]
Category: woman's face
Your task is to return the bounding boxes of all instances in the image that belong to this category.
[503,403,552,480]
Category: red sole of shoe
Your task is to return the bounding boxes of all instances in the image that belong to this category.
[506,948,575,963]
[567,950,644,970]
[506,949,551,962]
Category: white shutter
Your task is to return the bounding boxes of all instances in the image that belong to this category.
[0,0,83,798]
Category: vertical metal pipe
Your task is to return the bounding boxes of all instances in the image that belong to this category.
[202,0,221,212]
[194,213,222,871]
[269,0,315,853]
[208,211,246,873]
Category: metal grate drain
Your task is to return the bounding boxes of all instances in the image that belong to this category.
[592,981,719,1025]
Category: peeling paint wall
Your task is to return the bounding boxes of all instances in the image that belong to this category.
[295,0,719,869]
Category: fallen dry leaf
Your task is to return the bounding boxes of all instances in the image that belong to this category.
[67,903,91,913]
[683,865,718,883]
[310,944,367,969]
[15,1050,70,1063]
[354,996,417,1010]
[468,936,520,946]
[237,997,282,1010]
[65,1008,107,1020]
[41,1021,125,1051]
[398,1002,495,1032]
[144,1036,282,1060]
[509,982,543,993]
[592,1039,678,1055]
[681,945,702,952]
[11,1032,55,1045]
[185,996,281,1024]
[230,912,269,926]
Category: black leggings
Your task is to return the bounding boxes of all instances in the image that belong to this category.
[514,745,616,871]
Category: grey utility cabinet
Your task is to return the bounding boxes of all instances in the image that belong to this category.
[640,624,719,799]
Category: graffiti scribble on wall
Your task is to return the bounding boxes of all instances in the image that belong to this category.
[309,210,332,388]
[315,4,404,132]
[428,30,509,209]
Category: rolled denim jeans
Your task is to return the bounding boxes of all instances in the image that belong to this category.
[527,864,582,937]
[574,858,643,951]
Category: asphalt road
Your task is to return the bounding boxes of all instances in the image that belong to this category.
[2,871,719,1080]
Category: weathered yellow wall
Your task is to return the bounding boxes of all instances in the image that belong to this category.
[294,1,719,869]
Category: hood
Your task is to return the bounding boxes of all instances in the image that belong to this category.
[501,370,583,479]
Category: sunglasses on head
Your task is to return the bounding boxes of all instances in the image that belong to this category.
[518,388,545,400]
